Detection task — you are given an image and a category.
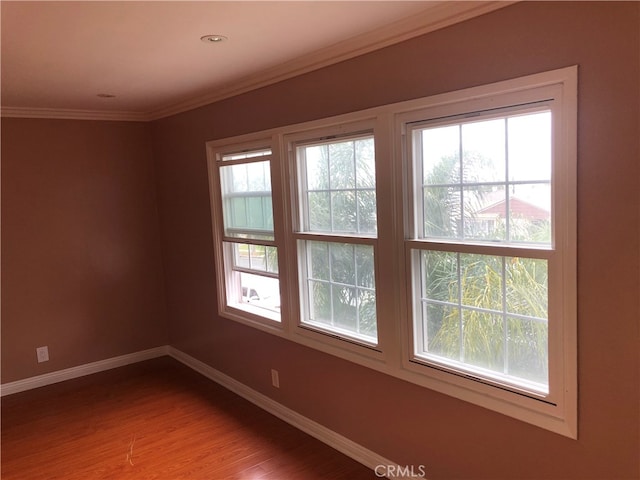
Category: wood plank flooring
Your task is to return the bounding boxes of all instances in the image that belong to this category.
[1,357,378,479]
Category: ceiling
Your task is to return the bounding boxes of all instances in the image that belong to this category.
[1,1,508,121]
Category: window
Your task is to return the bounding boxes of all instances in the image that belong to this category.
[209,143,281,324]
[290,131,379,346]
[408,109,553,394]
[206,67,576,437]
[398,69,576,436]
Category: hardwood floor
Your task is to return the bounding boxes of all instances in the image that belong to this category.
[1,357,378,479]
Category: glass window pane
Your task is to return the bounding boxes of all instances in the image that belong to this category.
[234,243,250,269]
[355,138,375,188]
[221,161,273,238]
[413,249,549,389]
[231,243,278,275]
[459,254,502,311]
[355,245,375,289]
[422,125,460,185]
[305,145,329,190]
[299,135,376,236]
[461,119,505,183]
[329,141,355,189]
[265,246,278,274]
[308,241,329,281]
[421,250,458,303]
[462,310,504,372]
[230,197,247,228]
[507,316,548,383]
[331,191,357,232]
[356,189,377,234]
[248,244,266,271]
[332,284,357,330]
[247,197,266,229]
[506,258,548,318]
[301,240,377,343]
[424,302,460,360]
[418,111,552,247]
[264,197,274,231]
[237,271,280,313]
[508,111,551,182]
[508,183,551,243]
[231,165,248,192]
[463,185,506,241]
[308,192,330,231]
[330,243,355,285]
[358,289,377,338]
[424,186,461,238]
[309,280,331,324]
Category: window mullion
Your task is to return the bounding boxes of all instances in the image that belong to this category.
[405,239,554,259]
[458,125,464,240]
[457,252,464,363]
[504,118,511,242]
[502,256,508,375]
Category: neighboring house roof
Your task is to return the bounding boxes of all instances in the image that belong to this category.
[475,197,550,221]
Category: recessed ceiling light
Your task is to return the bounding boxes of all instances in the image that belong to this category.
[201,34,227,44]
[97,93,116,98]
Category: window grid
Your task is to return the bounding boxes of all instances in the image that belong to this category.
[303,187,377,234]
[216,147,281,320]
[299,135,376,236]
[411,109,553,392]
[418,253,548,374]
[305,241,376,339]
[417,111,552,246]
[294,132,378,346]
[232,244,278,276]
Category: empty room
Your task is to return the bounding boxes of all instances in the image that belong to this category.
[2,2,639,479]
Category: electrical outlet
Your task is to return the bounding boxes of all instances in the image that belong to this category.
[36,346,49,363]
[271,369,280,388]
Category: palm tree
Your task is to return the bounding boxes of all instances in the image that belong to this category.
[421,150,549,384]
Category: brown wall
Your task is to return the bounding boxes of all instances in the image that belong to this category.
[1,119,168,382]
[152,3,639,479]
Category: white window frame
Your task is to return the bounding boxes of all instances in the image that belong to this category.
[285,122,381,349]
[207,136,285,332]
[395,67,577,437]
[205,66,577,438]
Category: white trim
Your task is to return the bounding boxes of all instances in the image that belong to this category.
[0,346,426,478]
[147,1,512,121]
[205,66,578,439]
[1,2,513,122]
[0,346,169,396]
[395,66,578,438]
[1,106,149,122]
[167,347,422,480]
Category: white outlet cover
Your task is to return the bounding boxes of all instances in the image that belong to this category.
[36,346,49,363]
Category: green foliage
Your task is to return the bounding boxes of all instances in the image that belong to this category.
[424,253,549,383]
[308,242,377,340]
[303,137,378,341]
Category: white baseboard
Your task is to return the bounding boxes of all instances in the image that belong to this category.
[0,346,169,396]
[1,345,424,479]
[167,347,421,479]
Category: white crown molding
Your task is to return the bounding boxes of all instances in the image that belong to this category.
[1,1,514,123]
[147,1,514,120]
[1,106,150,122]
